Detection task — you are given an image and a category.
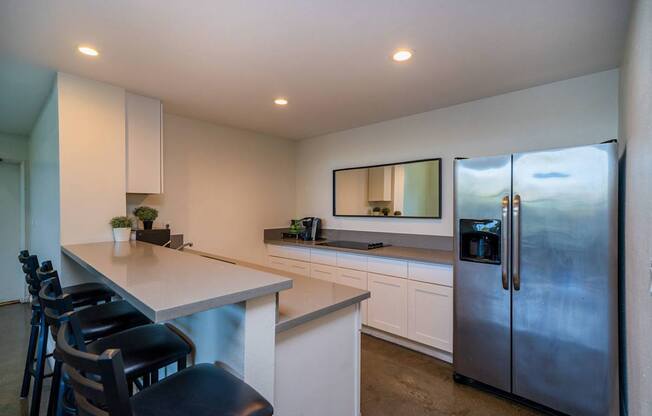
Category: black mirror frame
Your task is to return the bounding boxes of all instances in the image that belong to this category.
[332,158,442,219]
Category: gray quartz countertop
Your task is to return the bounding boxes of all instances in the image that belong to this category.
[264,238,454,265]
[62,241,293,322]
[190,250,370,333]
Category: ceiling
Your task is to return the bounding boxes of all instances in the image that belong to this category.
[0,0,631,139]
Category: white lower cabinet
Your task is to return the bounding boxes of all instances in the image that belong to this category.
[336,268,368,325]
[367,273,408,337]
[267,245,454,354]
[407,280,453,352]
[310,263,338,282]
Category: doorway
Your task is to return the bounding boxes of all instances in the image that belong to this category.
[0,159,25,303]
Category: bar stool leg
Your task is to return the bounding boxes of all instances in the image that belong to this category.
[46,359,63,416]
[177,356,187,371]
[29,316,48,416]
[20,310,40,398]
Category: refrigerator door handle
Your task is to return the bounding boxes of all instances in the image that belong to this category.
[501,195,510,290]
[512,194,521,290]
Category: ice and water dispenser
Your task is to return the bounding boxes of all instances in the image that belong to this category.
[459,219,502,264]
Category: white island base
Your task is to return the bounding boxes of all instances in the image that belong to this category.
[275,303,361,416]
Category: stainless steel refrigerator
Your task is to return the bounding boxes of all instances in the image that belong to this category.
[453,142,618,416]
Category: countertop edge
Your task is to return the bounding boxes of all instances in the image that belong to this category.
[276,291,370,333]
[264,239,454,265]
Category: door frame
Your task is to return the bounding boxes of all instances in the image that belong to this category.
[0,157,29,303]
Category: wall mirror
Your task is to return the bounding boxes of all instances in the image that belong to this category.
[333,158,441,218]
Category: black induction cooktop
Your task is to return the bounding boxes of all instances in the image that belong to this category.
[318,241,385,250]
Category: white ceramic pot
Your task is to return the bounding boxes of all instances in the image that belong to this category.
[113,227,132,242]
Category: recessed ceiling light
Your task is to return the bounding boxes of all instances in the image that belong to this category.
[78,46,99,57]
[392,49,413,62]
[274,98,288,106]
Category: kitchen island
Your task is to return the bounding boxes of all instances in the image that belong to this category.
[63,241,369,416]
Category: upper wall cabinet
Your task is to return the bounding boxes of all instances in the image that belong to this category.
[126,93,163,194]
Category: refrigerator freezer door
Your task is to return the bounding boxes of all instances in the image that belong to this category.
[511,143,618,416]
[454,155,512,392]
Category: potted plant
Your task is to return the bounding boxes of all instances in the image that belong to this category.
[381,207,390,216]
[110,216,132,242]
[372,207,381,216]
[133,206,158,230]
[393,210,402,216]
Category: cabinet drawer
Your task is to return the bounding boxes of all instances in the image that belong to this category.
[285,258,311,277]
[367,256,407,278]
[408,261,453,287]
[408,280,453,352]
[266,244,311,262]
[310,248,337,266]
[336,253,368,271]
[310,263,338,282]
[336,268,368,325]
[367,273,408,337]
[336,268,367,289]
[267,255,289,272]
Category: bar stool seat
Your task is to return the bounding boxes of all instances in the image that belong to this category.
[63,282,115,308]
[86,324,191,376]
[77,300,151,340]
[130,364,273,416]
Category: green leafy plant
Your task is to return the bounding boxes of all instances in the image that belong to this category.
[133,206,159,222]
[381,207,390,216]
[110,216,132,229]
[372,207,381,212]
[393,210,402,216]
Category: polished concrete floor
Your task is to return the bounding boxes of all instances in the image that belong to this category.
[1,302,543,415]
[361,333,543,416]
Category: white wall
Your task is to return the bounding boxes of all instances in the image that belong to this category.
[127,113,296,265]
[296,69,620,236]
[620,0,652,414]
[57,72,127,246]
[28,85,61,270]
[0,132,28,161]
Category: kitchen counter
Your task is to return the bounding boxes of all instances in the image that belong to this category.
[62,241,293,322]
[188,250,371,333]
[264,238,454,265]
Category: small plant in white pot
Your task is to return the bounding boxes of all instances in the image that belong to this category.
[110,216,132,242]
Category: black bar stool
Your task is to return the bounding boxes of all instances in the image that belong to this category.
[24,264,150,416]
[18,250,118,404]
[56,318,273,416]
[40,275,192,415]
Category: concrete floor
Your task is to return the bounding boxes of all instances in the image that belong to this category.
[1,302,543,415]
[361,334,543,415]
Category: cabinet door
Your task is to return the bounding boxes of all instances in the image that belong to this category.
[368,166,392,201]
[367,273,407,337]
[336,268,368,324]
[310,264,338,282]
[126,93,162,194]
[408,280,453,352]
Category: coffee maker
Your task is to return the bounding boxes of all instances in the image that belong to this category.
[299,217,321,241]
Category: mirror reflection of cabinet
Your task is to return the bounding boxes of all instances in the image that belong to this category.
[333,158,441,218]
[368,166,392,201]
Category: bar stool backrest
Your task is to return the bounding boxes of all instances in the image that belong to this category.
[56,318,133,416]
[38,275,78,341]
[18,251,40,296]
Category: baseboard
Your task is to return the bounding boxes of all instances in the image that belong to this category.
[361,326,453,364]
